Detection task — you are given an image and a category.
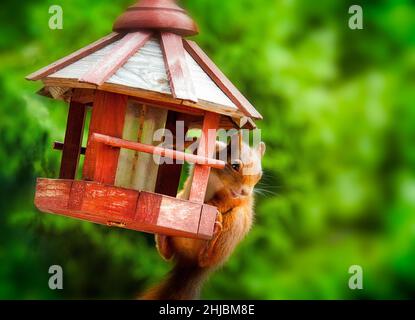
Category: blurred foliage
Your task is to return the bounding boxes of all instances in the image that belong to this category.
[0,0,414,299]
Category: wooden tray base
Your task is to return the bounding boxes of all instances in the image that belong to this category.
[34,178,217,240]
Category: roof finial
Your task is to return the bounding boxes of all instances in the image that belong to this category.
[113,0,198,36]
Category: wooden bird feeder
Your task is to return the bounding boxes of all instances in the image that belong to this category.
[26,0,262,240]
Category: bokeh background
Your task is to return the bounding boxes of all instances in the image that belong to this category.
[1,0,415,299]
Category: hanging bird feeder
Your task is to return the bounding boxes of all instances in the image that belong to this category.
[26,0,262,240]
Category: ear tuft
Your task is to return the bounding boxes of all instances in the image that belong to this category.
[258,142,266,158]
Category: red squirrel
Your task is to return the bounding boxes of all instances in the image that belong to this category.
[141,140,266,300]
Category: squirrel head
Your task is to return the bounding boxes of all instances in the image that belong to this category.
[207,140,266,200]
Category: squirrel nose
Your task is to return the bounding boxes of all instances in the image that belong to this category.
[241,187,250,196]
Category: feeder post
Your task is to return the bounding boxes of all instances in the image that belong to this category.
[189,112,220,203]
[59,101,87,179]
[83,90,127,184]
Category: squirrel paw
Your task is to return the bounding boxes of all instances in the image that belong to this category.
[213,211,223,236]
[155,234,174,261]
[198,212,223,268]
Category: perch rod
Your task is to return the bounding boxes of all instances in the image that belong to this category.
[91,133,226,169]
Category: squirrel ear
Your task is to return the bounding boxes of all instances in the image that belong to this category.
[257,142,266,158]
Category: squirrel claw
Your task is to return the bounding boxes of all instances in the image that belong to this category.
[198,212,223,268]
[213,220,223,236]
[213,211,223,235]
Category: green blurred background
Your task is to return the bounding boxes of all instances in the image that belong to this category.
[1,0,415,299]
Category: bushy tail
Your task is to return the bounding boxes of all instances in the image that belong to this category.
[140,260,211,300]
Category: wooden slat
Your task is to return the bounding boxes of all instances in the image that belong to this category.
[183,39,263,120]
[82,91,127,184]
[48,86,71,100]
[114,103,168,192]
[59,101,87,179]
[54,141,86,155]
[184,49,236,108]
[47,36,234,109]
[160,32,197,102]
[68,180,85,211]
[34,178,217,239]
[80,31,152,86]
[71,88,96,105]
[42,78,242,119]
[154,111,187,197]
[34,179,72,211]
[114,101,142,189]
[91,132,225,169]
[81,182,138,221]
[136,191,202,236]
[189,112,220,203]
[132,105,168,192]
[231,116,257,129]
[198,204,218,239]
[26,32,123,81]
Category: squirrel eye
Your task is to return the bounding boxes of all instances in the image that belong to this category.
[231,161,242,171]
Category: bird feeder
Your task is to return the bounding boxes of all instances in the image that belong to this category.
[26,0,262,240]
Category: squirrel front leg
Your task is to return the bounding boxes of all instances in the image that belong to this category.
[155,209,223,263]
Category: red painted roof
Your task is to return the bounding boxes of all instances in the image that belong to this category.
[26,0,262,120]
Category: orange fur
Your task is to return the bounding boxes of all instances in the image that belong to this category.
[141,141,266,300]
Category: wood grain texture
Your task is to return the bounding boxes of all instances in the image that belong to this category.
[183,39,263,120]
[189,112,220,203]
[43,77,243,119]
[174,113,240,130]
[80,32,152,86]
[71,88,96,105]
[127,94,205,117]
[34,179,216,239]
[81,182,138,221]
[114,102,168,192]
[231,116,257,130]
[156,193,201,234]
[82,91,127,183]
[106,38,237,109]
[154,111,186,197]
[68,180,85,211]
[160,32,197,102]
[59,101,87,179]
[50,40,122,80]
[26,33,123,81]
[135,191,201,236]
[131,105,168,192]
[91,132,225,169]
[184,51,235,108]
[48,86,71,100]
[198,204,218,240]
[34,179,72,211]
[114,101,142,189]
[42,83,234,129]
[107,38,171,95]
[134,191,162,225]
[44,37,241,116]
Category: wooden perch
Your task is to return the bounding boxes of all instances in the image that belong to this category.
[91,133,225,169]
